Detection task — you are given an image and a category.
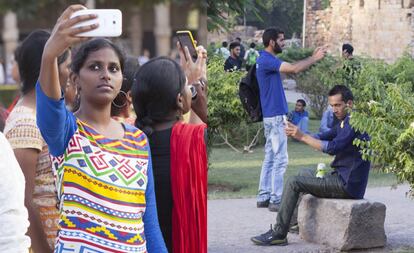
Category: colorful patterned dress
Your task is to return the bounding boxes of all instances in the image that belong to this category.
[36,83,166,253]
[4,103,60,248]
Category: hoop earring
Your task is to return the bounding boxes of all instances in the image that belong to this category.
[112,90,128,108]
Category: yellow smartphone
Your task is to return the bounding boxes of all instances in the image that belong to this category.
[176,30,197,62]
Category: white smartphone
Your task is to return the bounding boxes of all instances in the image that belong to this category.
[70,9,122,37]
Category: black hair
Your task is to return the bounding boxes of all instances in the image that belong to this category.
[249,42,256,48]
[229,41,241,51]
[342,43,354,55]
[296,99,306,107]
[235,37,241,42]
[222,41,228,48]
[111,56,139,117]
[131,57,186,136]
[328,85,354,102]
[71,38,125,74]
[262,27,284,47]
[16,30,50,95]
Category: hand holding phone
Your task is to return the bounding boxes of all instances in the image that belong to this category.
[176,31,198,62]
[70,9,122,37]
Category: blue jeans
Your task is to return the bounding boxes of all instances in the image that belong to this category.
[257,116,288,204]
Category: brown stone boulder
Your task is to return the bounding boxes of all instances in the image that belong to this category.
[298,195,387,251]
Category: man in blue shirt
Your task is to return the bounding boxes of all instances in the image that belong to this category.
[251,85,371,246]
[288,99,309,134]
[255,27,327,212]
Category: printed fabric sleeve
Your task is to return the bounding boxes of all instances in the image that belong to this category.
[143,147,167,253]
[35,81,77,157]
[5,115,43,151]
[322,122,355,155]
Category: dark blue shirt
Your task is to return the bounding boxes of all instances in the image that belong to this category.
[315,115,371,199]
[256,50,288,117]
[224,56,241,72]
[289,110,309,125]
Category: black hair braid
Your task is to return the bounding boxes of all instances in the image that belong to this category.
[136,114,154,136]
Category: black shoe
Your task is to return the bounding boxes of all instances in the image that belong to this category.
[289,224,299,234]
[251,224,288,246]
[257,199,270,208]
[268,202,280,212]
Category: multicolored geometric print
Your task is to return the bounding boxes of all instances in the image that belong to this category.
[51,119,150,253]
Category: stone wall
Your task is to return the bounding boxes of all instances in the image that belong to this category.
[305,0,414,62]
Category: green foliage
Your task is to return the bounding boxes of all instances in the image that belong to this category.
[295,55,342,118]
[207,56,246,130]
[277,46,313,63]
[341,54,414,196]
[245,0,304,38]
[207,0,263,31]
[207,56,265,151]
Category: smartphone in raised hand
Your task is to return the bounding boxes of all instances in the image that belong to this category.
[176,30,197,62]
[70,9,122,37]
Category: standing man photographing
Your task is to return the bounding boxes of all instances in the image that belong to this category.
[255,27,327,212]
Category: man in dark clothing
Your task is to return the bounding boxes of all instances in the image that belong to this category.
[251,85,371,246]
[342,43,360,85]
[224,41,242,71]
[235,37,246,63]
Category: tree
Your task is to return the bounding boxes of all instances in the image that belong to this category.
[243,0,304,38]
[207,0,263,31]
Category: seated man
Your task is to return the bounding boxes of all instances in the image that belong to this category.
[319,105,339,134]
[251,85,371,246]
[288,99,309,134]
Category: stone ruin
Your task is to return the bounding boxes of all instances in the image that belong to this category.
[305,0,414,62]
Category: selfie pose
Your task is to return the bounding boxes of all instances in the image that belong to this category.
[132,43,207,253]
[36,5,166,252]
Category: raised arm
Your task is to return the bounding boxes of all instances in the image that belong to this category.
[177,43,207,124]
[39,4,97,99]
[279,46,327,74]
[36,5,98,156]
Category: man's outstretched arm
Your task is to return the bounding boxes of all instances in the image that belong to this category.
[279,46,327,74]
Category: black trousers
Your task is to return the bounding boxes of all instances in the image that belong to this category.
[274,168,352,237]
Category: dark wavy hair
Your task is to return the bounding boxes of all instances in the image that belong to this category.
[131,57,186,136]
[71,38,125,74]
[17,30,50,95]
[262,27,284,47]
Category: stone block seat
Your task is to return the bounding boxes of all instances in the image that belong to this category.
[298,195,387,251]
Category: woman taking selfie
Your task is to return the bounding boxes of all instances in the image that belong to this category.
[132,45,207,253]
[36,5,166,252]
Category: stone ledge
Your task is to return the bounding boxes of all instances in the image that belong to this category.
[298,195,387,251]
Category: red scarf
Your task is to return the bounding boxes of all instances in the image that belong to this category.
[170,122,207,253]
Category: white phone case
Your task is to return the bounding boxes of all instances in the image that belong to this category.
[70,9,122,37]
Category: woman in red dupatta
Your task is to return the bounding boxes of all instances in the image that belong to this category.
[131,45,207,253]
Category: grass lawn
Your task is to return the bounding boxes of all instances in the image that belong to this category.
[208,118,398,199]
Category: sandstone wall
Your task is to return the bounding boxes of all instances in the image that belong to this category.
[305,0,414,62]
